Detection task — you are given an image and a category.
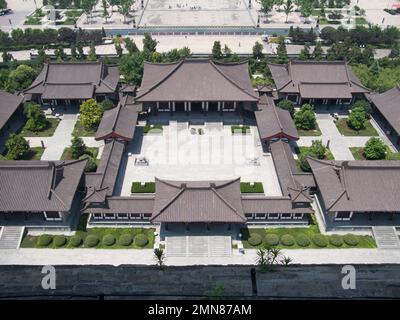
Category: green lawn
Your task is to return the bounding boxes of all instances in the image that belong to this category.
[231,125,250,134]
[72,120,98,137]
[241,216,376,249]
[297,123,322,136]
[240,182,264,193]
[355,17,368,25]
[296,146,335,160]
[19,118,60,137]
[350,146,400,161]
[20,227,155,249]
[335,118,378,136]
[131,182,156,193]
[143,124,163,134]
[60,147,99,161]
[27,147,45,160]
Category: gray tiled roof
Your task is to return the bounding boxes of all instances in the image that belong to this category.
[151,178,246,223]
[242,196,313,214]
[255,95,299,140]
[308,157,400,212]
[24,62,119,99]
[370,86,400,135]
[268,61,370,98]
[0,159,86,212]
[84,196,155,214]
[0,90,24,132]
[136,59,259,102]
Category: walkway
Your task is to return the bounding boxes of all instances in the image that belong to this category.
[0,227,24,250]
[372,227,400,249]
[166,235,231,257]
[2,247,400,266]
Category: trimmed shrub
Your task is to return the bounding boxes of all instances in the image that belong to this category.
[343,234,359,246]
[37,234,53,247]
[295,234,311,247]
[84,235,99,248]
[134,233,149,247]
[69,235,82,247]
[329,235,343,247]
[53,235,67,247]
[280,234,295,246]
[264,233,279,246]
[102,234,116,246]
[312,234,328,247]
[248,234,262,246]
[118,234,133,246]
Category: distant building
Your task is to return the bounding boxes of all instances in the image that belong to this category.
[268,60,370,106]
[0,90,24,142]
[24,62,120,107]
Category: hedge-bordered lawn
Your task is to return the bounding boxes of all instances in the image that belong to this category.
[335,118,378,136]
[20,227,155,249]
[240,182,264,193]
[231,125,250,134]
[241,216,376,249]
[297,123,322,136]
[350,146,400,161]
[296,146,334,160]
[20,118,60,137]
[60,147,99,161]
[131,182,155,193]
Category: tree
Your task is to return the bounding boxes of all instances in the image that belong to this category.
[142,32,157,53]
[70,43,78,61]
[118,51,144,85]
[389,43,399,59]
[71,136,87,159]
[223,44,232,58]
[6,65,37,93]
[154,248,166,269]
[2,50,12,63]
[312,42,324,60]
[294,103,317,130]
[118,0,134,24]
[299,0,313,18]
[23,102,49,132]
[0,0,7,9]
[55,46,66,62]
[102,0,110,23]
[277,99,294,117]
[87,41,97,61]
[364,137,386,160]
[212,41,223,60]
[352,100,372,118]
[347,106,365,131]
[309,140,326,159]
[299,154,311,172]
[369,60,380,76]
[125,37,139,54]
[252,41,264,59]
[283,0,294,23]
[82,0,96,23]
[79,99,104,129]
[115,43,123,57]
[276,36,288,63]
[298,44,311,60]
[37,47,47,67]
[260,0,275,20]
[5,134,30,160]
[100,98,114,111]
[76,42,85,60]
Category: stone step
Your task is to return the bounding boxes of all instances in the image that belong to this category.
[0,226,25,249]
[372,226,400,249]
[166,235,232,257]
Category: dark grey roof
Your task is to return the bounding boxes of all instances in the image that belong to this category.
[308,157,400,212]
[268,61,370,98]
[242,196,313,214]
[255,95,299,140]
[95,97,138,141]
[370,86,400,135]
[136,59,259,102]
[84,196,155,214]
[0,90,24,131]
[0,159,86,212]
[85,139,125,198]
[270,140,313,203]
[151,178,246,223]
[24,62,119,99]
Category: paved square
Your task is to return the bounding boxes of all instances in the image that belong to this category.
[115,122,282,197]
[139,0,256,27]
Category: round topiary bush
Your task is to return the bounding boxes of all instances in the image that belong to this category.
[280,234,295,246]
[343,234,359,246]
[37,234,53,247]
[69,235,82,247]
[53,235,67,247]
[102,234,116,246]
[264,233,279,247]
[295,234,311,247]
[329,235,344,247]
[134,233,149,247]
[118,234,133,246]
[312,234,328,247]
[84,235,99,248]
[248,233,262,246]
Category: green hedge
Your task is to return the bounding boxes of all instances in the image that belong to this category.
[131,182,155,193]
[280,234,295,246]
[295,234,311,247]
[240,182,264,194]
[248,234,263,246]
[329,235,343,247]
[231,125,250,134]
[143,124,163,134]
[54,235,67,248]
[102,234,116,246]
[84,235,99,248]
[312,234,328,248]
[118,234,133,246]
[264,233,279,247]
[69,235,82,247]
[37,235,53,247]
[343,234,359,246]
[134,233,149,247]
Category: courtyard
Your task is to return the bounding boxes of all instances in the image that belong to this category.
[114,117,282,197]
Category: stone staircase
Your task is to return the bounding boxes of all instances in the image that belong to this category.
[0,226,25,249]
[166,236,231,257]
[372,226,400,249]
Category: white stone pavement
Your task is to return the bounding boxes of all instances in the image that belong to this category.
[1,247,400,266]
